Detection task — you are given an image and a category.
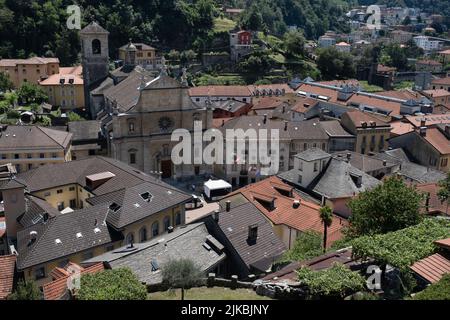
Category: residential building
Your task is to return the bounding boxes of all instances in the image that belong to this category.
[210,99,252,119]
[279,148,381,218]
[415,60,443,73]
[230,30,253,62]
[318,36,336,48]
[422,89,450,106]
[405,114,450,128]
[391,30,413,44]
[83,222,226,285]
[417,183,449,216]
[202,195,286,279]
[340,110,391,155]
[67,121,105,160]
[0,156,191,286]
[389,124,450,172]
[431,77,450,91]
[0,255,16,300]
[413,36,444,53]
[118,41,162,70]
[0,57,60,89]
[216,116,330,187]
[438,49,450,64]
[319,120,356,152]
[335,42,351,53]
[226,176,347,250]
[39,66,84,111]
[189,85,253,105]
[0,125,72,173]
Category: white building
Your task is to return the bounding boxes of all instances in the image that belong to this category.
[318,36,336,48]
[413,36,444,53]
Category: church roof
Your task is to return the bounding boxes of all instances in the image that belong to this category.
[80,21,109,34]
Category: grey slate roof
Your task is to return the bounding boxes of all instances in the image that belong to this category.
[83,223,226,285]
[215,199,286,271]
[295,148,331,162]
[87,181,191,229]
[16,204,123,270]
[68,121,101,141]
[320,120,354,138]
[374,149,446,183]
[18,195,60,229]
[80,22,109,34]
[0,126,72,150]
[220,116,329,141]
[332,151,397,173]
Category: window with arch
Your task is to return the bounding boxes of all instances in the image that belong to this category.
[128,120,135,133]
[175,212,181,226]
[152,221,159,237]
[92,39,101,55]
[139,227,147,242]
[126,233,134,246]
[163,216,171,231]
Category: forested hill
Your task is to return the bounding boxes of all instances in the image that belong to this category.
[0,0,448,66]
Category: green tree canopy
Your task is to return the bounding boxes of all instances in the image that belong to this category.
[162,259,203,300]
[316,47,356,80]
[0,72,13,92]
[8,280,42,300]
[347,176,423,237]
[17,82,48,105]
[281,231,323,262]
[438,171,450,216]
[77,268,147,300]
[283,30,306,59]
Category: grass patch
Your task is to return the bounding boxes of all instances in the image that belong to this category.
[194,73,247,86]
[393,81,414,90]
[148,286,272,300]
[360,81,384,93]
[214,18,237,33]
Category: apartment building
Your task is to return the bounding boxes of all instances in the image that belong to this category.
[0,125,72,173]
[0,57,60,88]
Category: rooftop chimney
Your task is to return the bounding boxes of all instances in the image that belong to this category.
[168,226,174,233]
[293,200,301,209]
[248,224,258,242]
[347,153,352,161]
[263,114,267,124]
[225,201,231,212]
[420,119,426,127]
[213,209,220,222]
[28,230,38,246]
[383,160,387,166]
[284,121,288,131]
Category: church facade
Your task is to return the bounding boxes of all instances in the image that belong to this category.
[80,22,213,180]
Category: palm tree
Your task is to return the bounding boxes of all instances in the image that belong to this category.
[319,206,333,253]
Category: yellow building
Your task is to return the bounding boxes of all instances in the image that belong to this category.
[0,156,190,286]
[39,66,85,111]
[0,57,60,89]
[118,41,161,69]
[341,110,392,155]
[0,125,72,173]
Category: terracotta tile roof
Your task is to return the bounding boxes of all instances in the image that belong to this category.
[189,86,252,97]
[336,42,350,46]
[251,97,286,110]
[406,114,450,127]
[290,97,319,113]
[230,176,347,247]
[439,49,450,55]
[43,262,104,300]
[346,94,402,116]
[378,89,423,101]
[0,255,16,300]
[410,253,450,284]
[39,67,83,86]
[297,83,339,103]
[247,84,294,95]
[390,121,414,136]
[344,109,390,128]
[0,57,59,67]
[212,117,233,128]
[416,183,449,215]
[432,77,450,86]
[423,127,450,155]
[423,89,450,98]
[435,238,450,250]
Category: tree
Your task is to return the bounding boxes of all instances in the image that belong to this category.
[67,112,85,122]
[320,206,333,252]
[8,280,42,300]
[283,30,306,59]
[402,16,411,25]
[17,82,48,104]
[438,171,450,216]
[180,50,197,65]
[0,72,13,91]
[162,259,202,300]
[167,49,181,62]
[347,176,423,237]
[316,47,356,80]
[77,268,147,300]
[239,51,273,81]
[281,231,323,262]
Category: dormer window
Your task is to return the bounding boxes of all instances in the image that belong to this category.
[109,202,121,212]
[140,192,153,202]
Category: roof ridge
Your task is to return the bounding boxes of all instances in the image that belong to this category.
[37,126,68,147]
[20,218,56,268]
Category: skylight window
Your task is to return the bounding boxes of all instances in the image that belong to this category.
[76,232,83,238]
[109,202,121,212]
[94,227,101,234]
[140,192,153,202]
[55,239,62,245]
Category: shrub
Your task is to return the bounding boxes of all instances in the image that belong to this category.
[8,280,42,300]
[297,263,365,299]
[77,268,147,300]
[280,231,323,263]
[413,274,450,300]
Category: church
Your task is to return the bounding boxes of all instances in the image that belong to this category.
[80,22,213,180]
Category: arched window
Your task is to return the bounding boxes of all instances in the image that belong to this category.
[139,227,147,242]
[92,39,101,55]
[126,233,134,246]
[163,216,171,231]
[152,221,159,237]
[175,212,181,226]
